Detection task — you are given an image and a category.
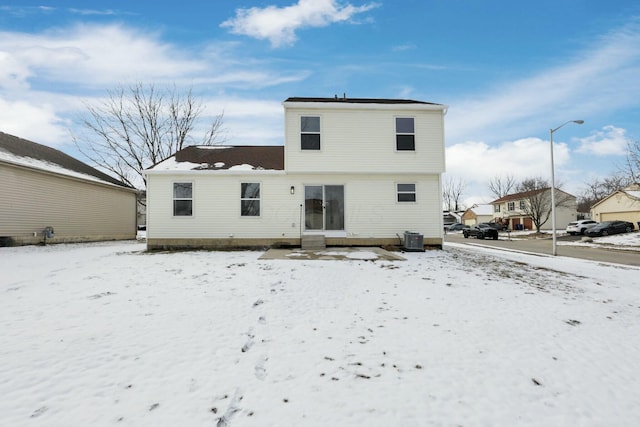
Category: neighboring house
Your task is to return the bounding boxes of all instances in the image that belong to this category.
[590,184,640,229]
[490,188,577,230]
[461,204,494,226]
[0,131,138,246]
[137,192,147,229]
[443,211,463,228]
[145,96,447,250]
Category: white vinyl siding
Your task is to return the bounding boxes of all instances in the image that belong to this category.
[284,105,445,174]
[146,173,442,240]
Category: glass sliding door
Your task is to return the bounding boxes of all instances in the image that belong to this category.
[304,185,344,232]
[324,185,344,231]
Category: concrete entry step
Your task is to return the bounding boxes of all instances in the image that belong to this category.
[301,234,326,250]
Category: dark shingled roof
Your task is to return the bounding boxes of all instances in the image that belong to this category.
[171,145,284,170]
[491,188,550,204]
[0,131,133,188]
[284,96,442,105]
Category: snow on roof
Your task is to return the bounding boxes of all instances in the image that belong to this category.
[147,145,284,172]
[625,190,640,199]
[0,148,126,188]
[151,156,209,171]
[470,204,494,215]
[0,131,132,189]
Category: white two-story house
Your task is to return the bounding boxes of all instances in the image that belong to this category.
[144,97,447,250]
[490,188,577,231]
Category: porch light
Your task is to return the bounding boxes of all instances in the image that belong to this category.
[290,186,295,195]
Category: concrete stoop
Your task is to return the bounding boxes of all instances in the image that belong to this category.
[301,234,326,250]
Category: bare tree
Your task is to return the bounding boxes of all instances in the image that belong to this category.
[442,176,467,211]
[74,83,224,189]
[517,177,574,232]
[488,174,517,199]
[578,173,632,212]
[621,139,640,183]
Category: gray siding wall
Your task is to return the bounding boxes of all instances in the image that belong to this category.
[1,163,137,244]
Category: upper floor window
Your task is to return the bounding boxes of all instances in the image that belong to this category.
[396,117,415,151]
[397,183,416,202]
[507,201,515,211]
[519,200,526,210]
[301,116,320,150]
[494,204,501,213]
[241,183,261,216]
[173,182,193,216]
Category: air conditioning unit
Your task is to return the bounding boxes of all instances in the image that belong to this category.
[403,231,424,252]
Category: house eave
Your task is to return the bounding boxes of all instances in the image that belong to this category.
[283,101,448,112]
[1,158,138,193]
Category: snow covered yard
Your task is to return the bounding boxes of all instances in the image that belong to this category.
[1,242,640,426]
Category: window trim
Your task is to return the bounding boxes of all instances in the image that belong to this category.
[300,115,321,150]
[507,201,515,211]
[519,200,526,210]
[395,116,416,151]
[396,183,417,203]
[494,204,501,213]
[172,181,193,217]
[240,182,261,217]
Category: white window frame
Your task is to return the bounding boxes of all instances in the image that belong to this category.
[240,182,261,217]
[395,117,416,151]
[301,115,321,150]
[173,181,193,217]
[396,183,416,203]
[507,201,515,211]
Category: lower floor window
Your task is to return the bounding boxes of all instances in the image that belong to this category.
[397,183,416,202]
[241,182,261,216]
[173,182,193,216]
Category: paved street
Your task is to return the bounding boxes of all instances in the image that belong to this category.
[444,232,640,267]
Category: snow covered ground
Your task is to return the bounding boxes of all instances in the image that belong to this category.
[1,240,640,426]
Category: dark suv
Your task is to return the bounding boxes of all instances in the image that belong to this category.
[481,222,509,231]
[463,224,499,240]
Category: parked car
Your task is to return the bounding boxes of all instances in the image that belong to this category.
[463,224,499,240]
[585,220,635,237]
[447,223,467,231]
[482,222,509,231]
[566,220,598,235]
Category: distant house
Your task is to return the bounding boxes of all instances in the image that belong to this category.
[590,184,640,229]
[0,132,138,246]
[145,96,448,250]
[490,188,577,230]
[461,204,494,226]
[443,211,462,228]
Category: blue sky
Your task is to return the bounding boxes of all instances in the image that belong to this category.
[1,0,640,204]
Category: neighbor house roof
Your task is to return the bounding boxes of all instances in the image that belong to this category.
[0,131,133,188]
[591,185,640,209]
[148,145,284,172]
[491,187,576,204]
[468,204,494,215]
[491,188,548,204]
[284,96,442,106]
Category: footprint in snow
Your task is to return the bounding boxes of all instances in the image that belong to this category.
[255,355,268,380]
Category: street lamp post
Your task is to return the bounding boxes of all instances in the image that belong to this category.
[549,120,584,256]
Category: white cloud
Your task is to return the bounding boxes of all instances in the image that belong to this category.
[0,98,70,145]
[575,125,629,156]
[446,20,640,145]
[446,137,572,199]
[221,0,380,47]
